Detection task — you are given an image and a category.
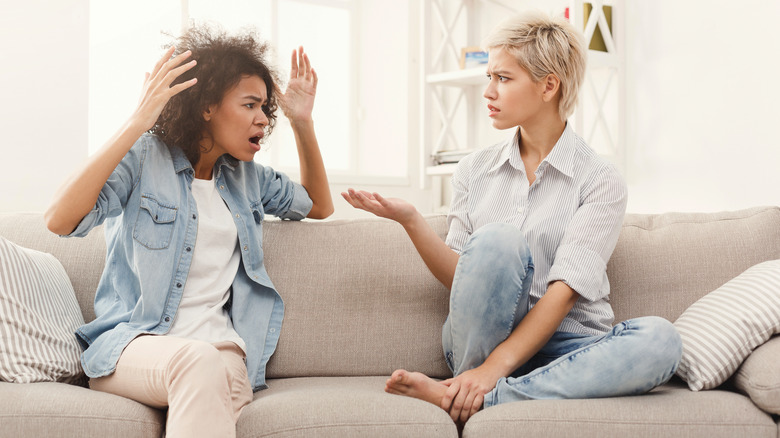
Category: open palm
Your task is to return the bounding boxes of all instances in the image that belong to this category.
[280,46,318,122]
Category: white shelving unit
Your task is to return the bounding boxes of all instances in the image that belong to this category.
[419,0,520,211]
[569,0,625,174]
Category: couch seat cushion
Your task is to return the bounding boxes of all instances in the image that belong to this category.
[0,382,164,438]
[462,379,776,438]
[239,376,457,438]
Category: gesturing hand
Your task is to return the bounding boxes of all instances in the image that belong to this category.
[279,46,318,123]
[341,189,419,225]
[132,46,198,131]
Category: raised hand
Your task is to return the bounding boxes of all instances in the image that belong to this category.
[132,46,198,132]
[279,46,318,123]
[341,189,419,225]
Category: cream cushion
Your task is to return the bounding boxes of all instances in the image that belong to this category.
[674,260,780,391]
[734,335,780,414]
[0,237,85,384]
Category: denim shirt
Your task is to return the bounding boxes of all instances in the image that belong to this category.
[65,133,312,391]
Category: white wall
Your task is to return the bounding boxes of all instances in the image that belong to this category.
[0,0,89,213]
[2,1,779,216]
[624,0,780,213]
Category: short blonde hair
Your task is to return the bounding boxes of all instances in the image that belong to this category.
[483,11,586,121]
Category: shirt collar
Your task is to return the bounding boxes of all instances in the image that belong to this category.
[170,147,239,175]
[488,134,521,173]
[542,123,576,178]
[170,147,192,174]
[487,123,576,178]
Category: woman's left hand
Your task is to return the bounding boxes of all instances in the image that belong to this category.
[440,365,503,423]
[280,46,318,123]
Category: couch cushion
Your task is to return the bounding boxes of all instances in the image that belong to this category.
[462,379,776,438]
[0,237,85,384]
[263,216,452,379]
[674,260,780,391]
[0,213,105,322]
[240,376,457,438]
[0,382,164,438]
[734,335,780,414]
[607,207,780,324]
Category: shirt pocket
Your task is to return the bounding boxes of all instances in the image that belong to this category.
[133,195,178,250]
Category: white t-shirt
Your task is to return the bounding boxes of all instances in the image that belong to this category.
[167,177,246,353]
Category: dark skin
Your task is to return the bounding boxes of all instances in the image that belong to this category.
[46,46,332,236]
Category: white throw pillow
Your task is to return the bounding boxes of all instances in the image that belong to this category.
[674,259,780,391]
[0,237,85,384]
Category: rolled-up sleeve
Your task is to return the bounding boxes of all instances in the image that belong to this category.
[257,165,313,221]
[445,158,472,254]
[547,164,627,302]
[66,142,143,238]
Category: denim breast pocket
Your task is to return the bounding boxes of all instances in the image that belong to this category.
[133,195,178,250]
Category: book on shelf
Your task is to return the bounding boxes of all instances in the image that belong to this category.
[432,149,476,165]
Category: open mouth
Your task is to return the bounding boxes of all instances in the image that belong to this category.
[249,136,262,145]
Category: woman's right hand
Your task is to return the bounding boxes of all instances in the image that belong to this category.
[341,189,418,225]
[131,46,198,132]
[44,47,198,236]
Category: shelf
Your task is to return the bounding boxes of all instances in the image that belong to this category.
[426,66,488,87]
[425,163,458,176]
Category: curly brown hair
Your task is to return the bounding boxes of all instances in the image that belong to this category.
[150,24,281,165]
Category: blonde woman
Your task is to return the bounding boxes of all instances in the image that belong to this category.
[343,11,681,423]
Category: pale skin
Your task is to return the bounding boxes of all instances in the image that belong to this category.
[342,47,579,423]
[46,45,332,236]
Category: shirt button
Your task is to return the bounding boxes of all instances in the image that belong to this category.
[186,247,191,252]
[164,316,171,322]
[220,185,225,190]
[235,213,240,218]
[269,328,276,333]
[243,245,248,251]
[516,207,522,213]
[192,214,197,220]
[176,283,182,288]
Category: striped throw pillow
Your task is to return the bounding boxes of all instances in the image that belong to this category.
[0,237,85,384]
[674,259,780,391]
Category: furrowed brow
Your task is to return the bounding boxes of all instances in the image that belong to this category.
[245,95,267,104]
[488,69,512,76]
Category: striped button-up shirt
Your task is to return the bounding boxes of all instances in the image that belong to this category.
[446,124,627,335]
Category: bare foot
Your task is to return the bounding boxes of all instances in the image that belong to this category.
[384,369,448,408]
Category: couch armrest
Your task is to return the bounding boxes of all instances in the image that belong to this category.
[733,335,780,415]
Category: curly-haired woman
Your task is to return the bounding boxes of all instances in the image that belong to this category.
[45,24,333,437]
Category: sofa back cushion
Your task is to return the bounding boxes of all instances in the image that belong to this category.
[607,206,780,324]
[263,216,452,379]
[2,207,779,380]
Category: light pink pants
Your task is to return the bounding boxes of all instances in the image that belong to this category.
[89,335,253,438]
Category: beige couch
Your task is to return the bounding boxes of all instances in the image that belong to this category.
[1,207,779,437]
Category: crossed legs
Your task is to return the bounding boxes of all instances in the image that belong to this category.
[385,222,682,415]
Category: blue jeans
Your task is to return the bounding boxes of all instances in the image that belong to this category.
[441,223,682,408]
